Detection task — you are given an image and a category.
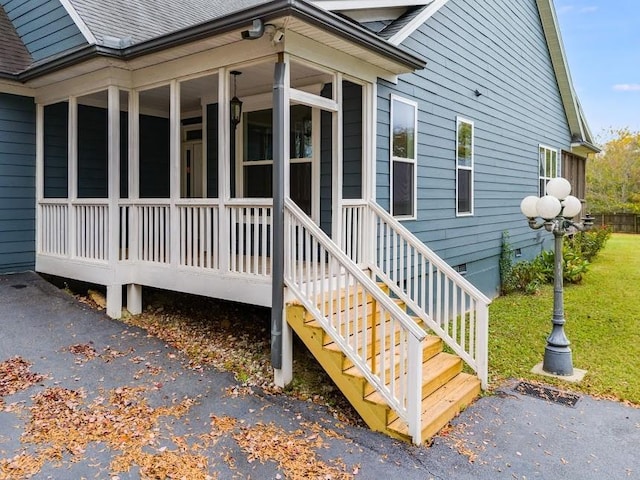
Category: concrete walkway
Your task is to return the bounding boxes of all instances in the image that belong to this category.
[0,272,638,479]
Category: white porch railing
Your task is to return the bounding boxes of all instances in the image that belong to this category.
[119,201,171,264]
[74,201,109,262]
[39,200,69,257]
[342,200,491,388]
[177,201,219,269]
[228,200,272,277]
[285,198,426,445]
[117,199,270,275]
[39,200,109,262]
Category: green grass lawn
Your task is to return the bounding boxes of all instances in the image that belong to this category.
[489,233,640,404]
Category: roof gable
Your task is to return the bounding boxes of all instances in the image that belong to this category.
[67,0,269,46]
[0,5,32,75]
[536,0,597,152]
[1,0,88,63]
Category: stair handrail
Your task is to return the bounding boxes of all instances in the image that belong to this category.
[365,200,491,388]
[284,198,425,444]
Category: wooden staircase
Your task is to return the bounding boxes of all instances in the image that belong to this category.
[286,285,481,444]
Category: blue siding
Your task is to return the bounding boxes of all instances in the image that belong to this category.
[376,0,571,297]
[139,114,170,198]
[0,93,36,273]
[78,104,107,198]
[1,0,87,62]
[206,103,218,198]
[43,101,68,198]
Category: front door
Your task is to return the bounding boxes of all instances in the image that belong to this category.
[181,141,203,198]
[239,104,318,221]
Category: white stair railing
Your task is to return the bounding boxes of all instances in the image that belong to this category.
[344,201,490,388]
[284,199,426,445]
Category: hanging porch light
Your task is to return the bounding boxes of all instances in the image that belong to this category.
[230,70,243,129]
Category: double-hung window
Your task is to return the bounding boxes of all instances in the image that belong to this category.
[391,95,418,219]
[539,145,559,195]
[456,117,474,215]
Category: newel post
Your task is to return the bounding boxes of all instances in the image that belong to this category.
[407,335,423,445]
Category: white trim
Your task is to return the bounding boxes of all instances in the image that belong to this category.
[388,0,451,46]
[538,144,560,196]
[390,94,418,220]
[58,0,98,45]
[312,0,433,10]
[285,30,398,83]
[0,80,34,97]
[455,116,474,217]
[289,88,338,112]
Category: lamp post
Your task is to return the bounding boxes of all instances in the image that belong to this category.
[520,177,594,376]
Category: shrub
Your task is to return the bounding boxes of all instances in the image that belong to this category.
[500,226,612,295]
[567,226,612,261]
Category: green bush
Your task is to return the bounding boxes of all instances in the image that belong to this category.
[567,226,612,261]
[500,226,612,295]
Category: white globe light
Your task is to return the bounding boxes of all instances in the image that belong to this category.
[520,196,540,218]
[546,177,571,199]
[562,195,582,218]
[536,195,562,220]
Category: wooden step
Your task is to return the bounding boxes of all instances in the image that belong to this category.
[340,336,444,382]
[325,332,442,370]
[364,352,463,410]
[387,373,481,442]
[285,290,481,446]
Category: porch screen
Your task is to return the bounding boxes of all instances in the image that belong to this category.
[242,105,312,215]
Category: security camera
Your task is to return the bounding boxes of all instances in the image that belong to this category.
[272,29,285,43]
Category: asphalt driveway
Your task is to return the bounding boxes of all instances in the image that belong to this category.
[0,272,638,479]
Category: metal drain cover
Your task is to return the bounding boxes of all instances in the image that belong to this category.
[10,284,27,289]
[515,381,581,407]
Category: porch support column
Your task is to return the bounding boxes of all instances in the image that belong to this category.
[107,85,122,319]
[273,56,293,387]
[364,83,377,268]
[218,67,230,273]
[127,90,143,314]
[331,74,344,245]
[68,96,78,259]
[35,104,44,258]
[169,80,181,267]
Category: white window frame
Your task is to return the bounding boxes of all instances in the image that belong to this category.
[538,145,560,196]
[455,116,474,216]
[390,94,418,220]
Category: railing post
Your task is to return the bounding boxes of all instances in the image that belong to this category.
[407,335,423,445]
[476,303,489,390]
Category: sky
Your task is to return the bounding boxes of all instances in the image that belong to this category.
[554,0,639,142]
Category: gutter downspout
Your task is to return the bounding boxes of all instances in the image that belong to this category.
[271,58,286,370]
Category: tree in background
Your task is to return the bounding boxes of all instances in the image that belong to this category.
[587,128,640,213]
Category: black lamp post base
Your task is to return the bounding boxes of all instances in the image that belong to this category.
[543,346,573,376]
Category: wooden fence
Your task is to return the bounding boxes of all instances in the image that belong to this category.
[592,213,640,234]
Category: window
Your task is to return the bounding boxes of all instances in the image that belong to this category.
[390,96,418,219]
[539,145,559,195]
[456,117,474,215]
[242,105,313,215]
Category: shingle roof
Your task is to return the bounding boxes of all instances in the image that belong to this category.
[0,5,32,75]
[68,0,271,45]
[378,6,425,40]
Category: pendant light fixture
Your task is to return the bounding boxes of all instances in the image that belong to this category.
[230,70,243,129]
